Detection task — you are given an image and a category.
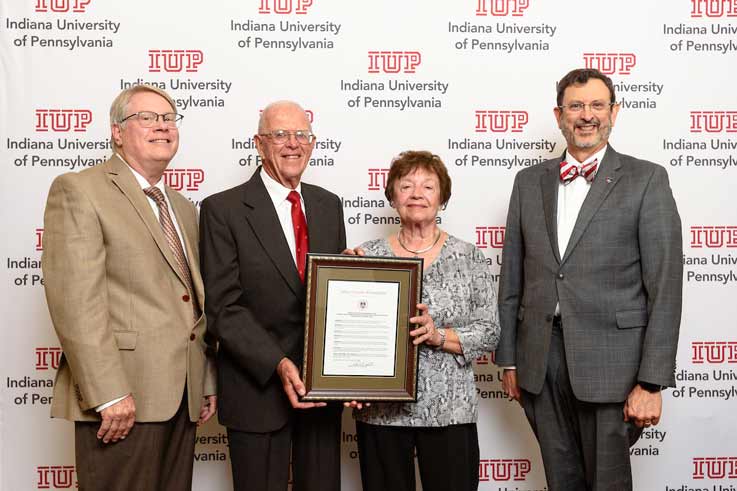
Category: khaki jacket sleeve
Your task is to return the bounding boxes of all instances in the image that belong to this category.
[42,174,131,410]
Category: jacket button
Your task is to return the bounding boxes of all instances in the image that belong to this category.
[557,273,564,279]
[190,333,196,341]
[182,294,190,302]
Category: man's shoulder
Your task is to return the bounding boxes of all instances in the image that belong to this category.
[515,157,557,180]
[612,150,668,178]
[50,158,113,192]
[615,151,662,168]
[166,186,196,211]
[301,181,340,204]
[201,182,248,209]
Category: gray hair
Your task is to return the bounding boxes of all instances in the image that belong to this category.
[109,84,177,151]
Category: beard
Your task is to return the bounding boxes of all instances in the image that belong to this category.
[560,115,613,150]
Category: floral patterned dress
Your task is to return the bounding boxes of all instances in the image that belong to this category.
[354,234,500,427]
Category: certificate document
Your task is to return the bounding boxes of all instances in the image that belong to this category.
[301,254,421,401]
[322,280,399,376]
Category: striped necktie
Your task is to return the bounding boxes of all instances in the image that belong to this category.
[144,186,199,319]
[559,158,598,183]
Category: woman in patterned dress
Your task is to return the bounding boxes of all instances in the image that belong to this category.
[352,150,500,491]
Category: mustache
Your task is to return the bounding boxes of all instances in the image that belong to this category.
[574,118,600,128]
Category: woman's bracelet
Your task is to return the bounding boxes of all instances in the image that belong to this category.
[435,328,446,351]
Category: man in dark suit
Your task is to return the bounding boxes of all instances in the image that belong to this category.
[200,101,346,491]
[496,69,683,490]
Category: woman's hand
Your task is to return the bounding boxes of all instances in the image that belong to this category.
[341,247,365,256]
[409,303,441,347]
[343,400,371,409]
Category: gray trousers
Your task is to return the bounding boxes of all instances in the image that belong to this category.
[520,320,642,491]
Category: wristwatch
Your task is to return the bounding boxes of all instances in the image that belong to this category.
[435,328,446,351]
[639,381,664,393]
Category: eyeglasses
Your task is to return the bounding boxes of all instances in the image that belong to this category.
[558,101,615,113]
[258,130,315,145]
[120,111,183,128]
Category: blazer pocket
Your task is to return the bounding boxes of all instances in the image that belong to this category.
[112,330,138,350]
[615,309,648,329]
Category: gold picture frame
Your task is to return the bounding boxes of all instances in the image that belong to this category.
[301,254,422,401]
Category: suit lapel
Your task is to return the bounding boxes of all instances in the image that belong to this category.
[560,146,623,264]
[303,184,332,255]
[107,156,189,291]
[241,169,304,299]
[168,190,204,304]
[541,155,563,264]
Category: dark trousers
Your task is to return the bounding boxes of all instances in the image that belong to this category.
[520,320,643,491]
[356,421,480,491]
[75,392,196,491]
[228,404,342,491]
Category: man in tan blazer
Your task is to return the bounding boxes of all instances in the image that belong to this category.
[42,84,217,491]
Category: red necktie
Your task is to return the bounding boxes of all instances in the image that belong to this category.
[559,158,598,183]
[287,191,309,283]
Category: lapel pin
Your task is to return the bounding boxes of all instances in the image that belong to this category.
[605,177,614,184]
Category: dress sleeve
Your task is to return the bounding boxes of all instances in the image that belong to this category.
[452,246,501,365]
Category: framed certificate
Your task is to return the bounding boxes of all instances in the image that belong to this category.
[301,253,423,402]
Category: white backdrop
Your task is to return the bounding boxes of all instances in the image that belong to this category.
[2,0,737,489]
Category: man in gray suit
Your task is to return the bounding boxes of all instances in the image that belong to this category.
[496,68,683,490]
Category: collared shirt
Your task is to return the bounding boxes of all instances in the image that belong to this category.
[502,147,609,370]
[554,145,608,316]
[556,145,607,256]
[97,154,189,412]
[260,168,307,266]
[118,153,188,260]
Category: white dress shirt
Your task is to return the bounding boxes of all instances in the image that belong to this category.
[554,145,608,316]
[260,169,307,267]
[120,154,188,261]
[557,146,607,257]
[96,155,190,412]
[504,146,608,370]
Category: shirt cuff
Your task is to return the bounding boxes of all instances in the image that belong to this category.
[95,394,128,412]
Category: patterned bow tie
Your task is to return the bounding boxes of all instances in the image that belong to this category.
[559,158,598,183]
